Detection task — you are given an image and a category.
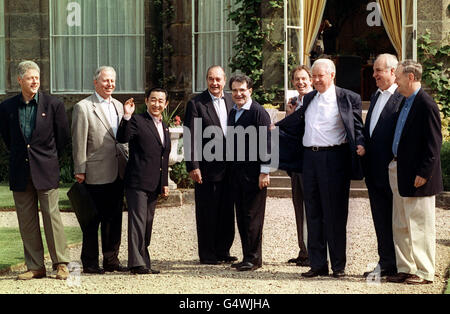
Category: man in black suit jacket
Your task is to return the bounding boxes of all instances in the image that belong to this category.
[227,75,271,271]
[184,66,236,265]
[277,59,365,278]
[362,54,404,278]
[386,60,443,285]
[0,61,70,280]
[116,87,171,275]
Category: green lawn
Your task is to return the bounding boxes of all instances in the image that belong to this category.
[0,227,82,270]
[0,183,72,210]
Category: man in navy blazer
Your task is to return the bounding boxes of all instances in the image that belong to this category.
[0,61,70,280]
[116,87,171,275]
[184,66,236,265]
[386,60,442,285]
[362,54,404,278]
[277,59,365,278]
[227,75,271,271]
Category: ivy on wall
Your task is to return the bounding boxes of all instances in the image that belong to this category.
[228,0,284,105]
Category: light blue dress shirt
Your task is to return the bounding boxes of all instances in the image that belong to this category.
[392,88,420,157]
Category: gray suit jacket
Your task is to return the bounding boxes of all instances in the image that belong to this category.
[71,94,128,184]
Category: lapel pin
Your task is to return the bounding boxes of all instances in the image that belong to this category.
[42,113,46,117]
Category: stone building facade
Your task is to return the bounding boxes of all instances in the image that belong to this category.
[0,0,448,110]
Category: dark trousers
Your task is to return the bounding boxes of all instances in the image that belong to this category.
[303,146,351,272]
[365,179,397,271]
[195,177,235,262]
[126,187,158,269]
[231,170,267,266]
[290,172,308,258]
[81,177,124,268]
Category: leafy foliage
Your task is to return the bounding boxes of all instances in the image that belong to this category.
[441,141,450,191]
[169,161,194,188]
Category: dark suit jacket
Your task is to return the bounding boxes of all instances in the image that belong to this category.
[363,89,404,187]
[184,90,233,182]
[276,86,365,180]
[0,91,70,191]
[116,112,170,194]
[227,100,271,188]
[395,88,443,197]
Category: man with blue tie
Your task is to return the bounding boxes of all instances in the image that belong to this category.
[227,75,271,271]
[362,54,404,278]
[386,60,443,285]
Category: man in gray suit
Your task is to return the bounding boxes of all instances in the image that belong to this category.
[72,66,128,274]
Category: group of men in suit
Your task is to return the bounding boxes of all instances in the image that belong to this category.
[184,66,271,271]
[0,56,442,284]
[277,55,442,284]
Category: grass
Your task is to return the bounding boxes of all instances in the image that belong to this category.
[0,227,82,271]
[0,183,73,210]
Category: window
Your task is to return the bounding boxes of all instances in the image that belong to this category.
[402,0,417,61]
[0,0,5,94]
[49,0,144,94]
[284,0,305,101]
[192,0,238,93]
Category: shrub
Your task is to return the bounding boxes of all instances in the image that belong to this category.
[170,161,194,189]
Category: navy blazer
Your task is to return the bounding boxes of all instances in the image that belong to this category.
[116,112,170,194]
[362,89,404,187]
[184,90,233,182]
[0,91,70,191]
[276,86,365,180]
[395,88,443,197]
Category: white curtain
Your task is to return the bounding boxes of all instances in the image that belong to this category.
[195,0,237,92]
[0,0,5,93]
[51,0,144,93]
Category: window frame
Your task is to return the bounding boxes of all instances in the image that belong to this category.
[402,0,417,61]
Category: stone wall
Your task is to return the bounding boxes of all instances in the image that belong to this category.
[418,0,450,44]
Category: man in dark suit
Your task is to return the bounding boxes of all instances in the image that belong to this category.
[227,75,271,271]
[116,88,170,275]
[184,65,236,265]
[386,60,443,285]
[0,61,70,280]
[277,59,365,278]
[362,54,404,278]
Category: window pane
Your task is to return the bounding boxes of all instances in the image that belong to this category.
[194,0,237,92]
[51,0,144,93]
[404,26,413,60]
[287,0,301,26]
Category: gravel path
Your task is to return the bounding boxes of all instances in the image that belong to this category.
[0,197,449,294]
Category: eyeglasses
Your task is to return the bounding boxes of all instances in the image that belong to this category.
[231,88,249,93]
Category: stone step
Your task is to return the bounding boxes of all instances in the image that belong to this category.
[267,186,368,198]
[270,176,292,187]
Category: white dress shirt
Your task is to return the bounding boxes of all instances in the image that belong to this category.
[150,113,165,146]
[369,83,398,136]
[209,91,228,136]
[303,85,346,147]
[95,92,119,136]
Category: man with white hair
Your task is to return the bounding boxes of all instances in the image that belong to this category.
[386,60,442,285]
[276,58,365,278]
[0,61,71,280]
[362,54,404,278]
[72,66,128,274]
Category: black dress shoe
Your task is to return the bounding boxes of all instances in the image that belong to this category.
[83,266,105,274]
[236,262,261,272]
[217,256,238,263]
[363,267,396,278]
[301,267,329,278]
[332,270,346,278]
[296,258,310,267]
[130,267,160,275]
[104,264,129,272]
[231,262,244,269]
[200,260,219,265]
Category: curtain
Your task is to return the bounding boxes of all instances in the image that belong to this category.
[303,0,326,66]
[51,0,144,93]
[195,0,237,92]
[377,0,402,58]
